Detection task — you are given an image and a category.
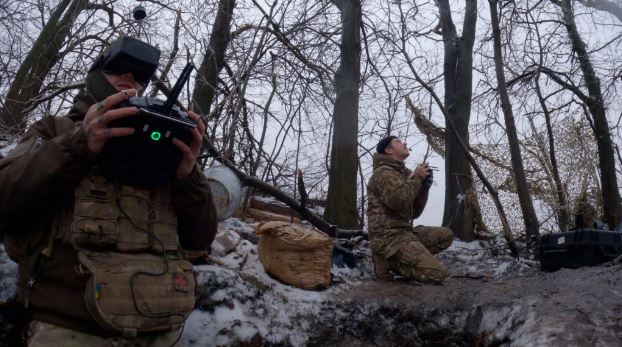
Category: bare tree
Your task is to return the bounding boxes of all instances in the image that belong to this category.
[534,74,571,232]
[2,0,621,242]
[324,0,361,228]
[0,0,88,134]
[489,0,540,240]
[191,0,236,116]
[545,0,622,228]
[577,0,622,21]
[437,0,478,240]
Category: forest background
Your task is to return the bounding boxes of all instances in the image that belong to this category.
[1,0,621,245]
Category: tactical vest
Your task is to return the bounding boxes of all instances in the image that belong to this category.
[68,173,179,252]
[2,116,196,336]
[65,172,195,336]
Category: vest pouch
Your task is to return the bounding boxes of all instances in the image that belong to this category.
[68,175,119,248]
[116,189,151,252]
[116,186,179,253]
[150,188,179,253]
[77,250,195,334]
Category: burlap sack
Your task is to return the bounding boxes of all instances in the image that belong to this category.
[256,221,333,290]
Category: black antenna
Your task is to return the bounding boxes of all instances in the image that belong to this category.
[164,63,195,113]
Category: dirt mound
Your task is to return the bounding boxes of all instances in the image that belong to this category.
[311,263,622,346]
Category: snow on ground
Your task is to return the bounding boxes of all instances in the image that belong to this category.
[0,244,18,303]
[183,217,370,346]
[0,214,537,345]
[0,141,16,158]
[181,217,537,345]
[439,236,539,280]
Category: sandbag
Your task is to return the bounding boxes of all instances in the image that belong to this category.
[256,221,332,290]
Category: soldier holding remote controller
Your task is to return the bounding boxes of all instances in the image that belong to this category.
[367,136,454,284]
[0,36,217,346]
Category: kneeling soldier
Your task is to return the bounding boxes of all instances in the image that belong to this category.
[367,136,453,284]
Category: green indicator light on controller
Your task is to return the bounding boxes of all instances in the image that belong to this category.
[150,131,161,141]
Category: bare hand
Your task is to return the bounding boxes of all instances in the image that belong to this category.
[411,162,429,179]
[82,89,138,154]
[172,111,205,180]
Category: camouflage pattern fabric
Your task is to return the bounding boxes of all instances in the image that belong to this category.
[371,226,453,284]
[386,226,453,284]
[27,320,182,347]
[0,52,218,336]
[367,153,453,284]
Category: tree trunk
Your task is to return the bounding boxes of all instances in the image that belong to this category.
[559,0,622,228]
[406,99,491,236]
[323,0,361,229]
[191,0,236,116]
[438,0,478,241]
[535,74,570,232]
[489,0,540,240]
[0,0,87,134]
[577,0,622,22]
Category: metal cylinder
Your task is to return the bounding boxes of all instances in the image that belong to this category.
[204,166,242,221]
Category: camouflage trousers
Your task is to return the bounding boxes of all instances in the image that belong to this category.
[27,320,182,347]
[372,225,453,284]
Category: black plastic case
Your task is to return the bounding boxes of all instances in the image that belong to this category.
[539,229,622,271]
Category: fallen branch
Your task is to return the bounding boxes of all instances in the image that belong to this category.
[202,137,347,238]
[251,198,299,217]
[246,208,301,223]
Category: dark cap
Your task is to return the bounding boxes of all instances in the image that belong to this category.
[376,135,398,154]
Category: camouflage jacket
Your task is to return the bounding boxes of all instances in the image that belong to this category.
[0,114,217,335]
[366,153,428,257]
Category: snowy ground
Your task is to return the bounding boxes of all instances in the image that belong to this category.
[7,210,619,346]
[438,235,539,280]
[169,219,621,346]
[0,215,538,346]
[177,217,541,346]
[0,244,18,304]
[182,217,371,346]
[0,141,16,159]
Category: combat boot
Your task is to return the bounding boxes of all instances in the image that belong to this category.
[372,253,392,281]
[413,254,448,285]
